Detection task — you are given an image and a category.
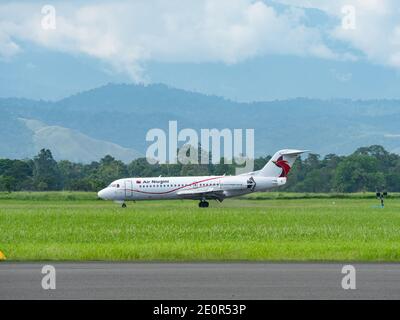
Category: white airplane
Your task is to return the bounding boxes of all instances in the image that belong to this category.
[97,149,307,208]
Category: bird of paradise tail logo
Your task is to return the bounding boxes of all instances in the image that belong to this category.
[273,156,291,177]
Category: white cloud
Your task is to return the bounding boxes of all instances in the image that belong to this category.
[275,0,400,69]
[1,0,398,80]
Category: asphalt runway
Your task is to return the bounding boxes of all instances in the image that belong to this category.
[0,262,399,300]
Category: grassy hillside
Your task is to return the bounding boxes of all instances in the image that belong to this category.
[1,194,399,261]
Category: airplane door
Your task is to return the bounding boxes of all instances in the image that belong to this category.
[125,180,133,199]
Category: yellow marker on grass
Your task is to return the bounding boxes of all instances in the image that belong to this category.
[0,251,6,260]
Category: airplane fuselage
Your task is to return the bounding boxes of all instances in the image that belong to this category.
[98,175,286,202]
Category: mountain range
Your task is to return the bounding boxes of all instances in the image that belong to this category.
[1,83,400,163]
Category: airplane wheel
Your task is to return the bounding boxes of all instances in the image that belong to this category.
[199,201,209,208]
[122,203,127,208]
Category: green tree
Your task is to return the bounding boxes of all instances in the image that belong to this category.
[33,149,61,190]
[0,159,32,191]
[128,158,160,177]
[95,155,128,187]
[0,176,14,192]
[334,154,384,192]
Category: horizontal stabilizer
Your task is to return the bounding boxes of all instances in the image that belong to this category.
[279,149,310,156]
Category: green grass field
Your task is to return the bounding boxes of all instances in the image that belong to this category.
[1,192,400,261]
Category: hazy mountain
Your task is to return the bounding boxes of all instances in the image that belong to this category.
[1,83,400,162]
[19,118,142,163]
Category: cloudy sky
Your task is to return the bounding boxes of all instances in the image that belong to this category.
[1,0,400,101]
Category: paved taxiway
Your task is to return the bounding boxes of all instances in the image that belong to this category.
[0,263,399,299]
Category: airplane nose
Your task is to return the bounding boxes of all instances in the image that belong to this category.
[98,189,107,199]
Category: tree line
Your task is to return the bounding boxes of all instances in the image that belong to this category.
[0,145,399,193]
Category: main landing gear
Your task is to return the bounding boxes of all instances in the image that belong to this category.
[198,200,209,208]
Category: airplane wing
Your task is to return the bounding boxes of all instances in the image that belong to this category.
[177,187,225,201]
